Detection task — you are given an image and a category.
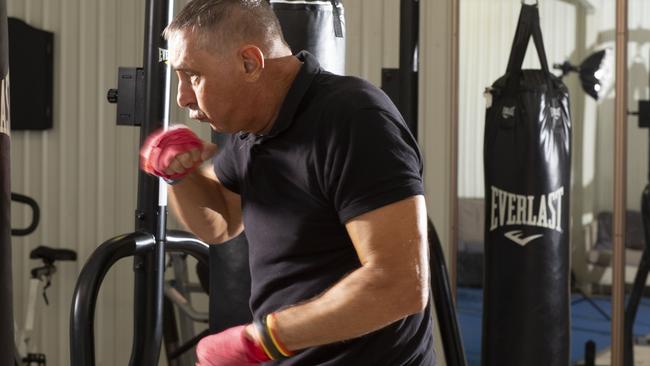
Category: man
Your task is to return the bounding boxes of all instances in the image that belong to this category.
[144,0,435,364]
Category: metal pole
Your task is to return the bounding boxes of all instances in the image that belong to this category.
[625,194,650,365]
[399,0,419,136]
[612,0,628,364]
[448,0,459,301]
[0,1,14,364]
[130,0,172,364]
[429,219,466,366]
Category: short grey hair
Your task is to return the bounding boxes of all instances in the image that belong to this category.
[163,0,287,53]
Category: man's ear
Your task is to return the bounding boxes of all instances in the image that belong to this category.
[238,45,264,81]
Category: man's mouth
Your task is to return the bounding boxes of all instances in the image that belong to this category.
[189,111,208,121]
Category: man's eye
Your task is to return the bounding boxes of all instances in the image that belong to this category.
[182,71,199,83]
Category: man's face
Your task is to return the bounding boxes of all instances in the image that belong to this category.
[168,30,248,133]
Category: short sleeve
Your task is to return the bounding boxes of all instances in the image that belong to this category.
[319,108,424,223]
[213,135,241,194]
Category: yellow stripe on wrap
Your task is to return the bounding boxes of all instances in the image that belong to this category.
[266,313,292,357]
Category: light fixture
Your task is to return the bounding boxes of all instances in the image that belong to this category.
[554,49,613,101]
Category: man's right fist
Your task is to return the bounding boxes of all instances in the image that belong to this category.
[139,125,215,181]
[196,325,270,366]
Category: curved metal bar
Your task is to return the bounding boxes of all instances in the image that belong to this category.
[70,232,155,366]
[10,193,40,236]
[166,230,210,265]
[428,218,467,366]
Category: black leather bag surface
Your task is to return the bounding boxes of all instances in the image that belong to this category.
[482,4,571,366]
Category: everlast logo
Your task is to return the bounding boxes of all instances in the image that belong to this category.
[550,107,562,121]
[489,186,565,246]
[501,106,515,119]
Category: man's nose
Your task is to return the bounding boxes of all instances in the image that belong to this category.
[176,79,196,108]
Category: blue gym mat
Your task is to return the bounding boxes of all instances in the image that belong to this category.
[455,287,650,365]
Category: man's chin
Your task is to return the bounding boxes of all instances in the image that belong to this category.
[196,118,219,131]
[208,122,231,134]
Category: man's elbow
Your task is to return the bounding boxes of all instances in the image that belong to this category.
[379,269,429,316]
[402,277,429,314]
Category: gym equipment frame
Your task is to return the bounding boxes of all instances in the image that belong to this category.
[68,0,210,365]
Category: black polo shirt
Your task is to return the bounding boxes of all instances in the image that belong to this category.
[214,51,435,366]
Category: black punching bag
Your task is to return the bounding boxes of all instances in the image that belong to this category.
[270,0,345,74]
[482,4,571,366]
[209,0,347,332]
[0,0,14,364]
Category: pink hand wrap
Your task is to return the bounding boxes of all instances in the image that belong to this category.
[195,325,270,366]
[139,125,203,180]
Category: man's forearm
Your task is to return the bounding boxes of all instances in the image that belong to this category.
[258,264,429,352]
[168,167,242,243]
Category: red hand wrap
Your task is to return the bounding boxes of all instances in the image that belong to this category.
[195,325,271,366]
[139,125,203,180]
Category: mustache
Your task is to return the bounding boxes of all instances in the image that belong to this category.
[188,108,207,120]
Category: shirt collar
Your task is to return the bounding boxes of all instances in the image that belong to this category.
[246,51,321,142]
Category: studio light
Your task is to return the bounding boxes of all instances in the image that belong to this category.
[554,49,613,101]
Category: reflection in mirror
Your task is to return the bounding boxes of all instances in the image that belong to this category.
[455,1,650,365]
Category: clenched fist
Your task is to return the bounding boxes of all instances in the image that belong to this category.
[195,325,270,366]
[139,125,217,181]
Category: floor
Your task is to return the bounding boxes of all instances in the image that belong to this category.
[455,287,650,365]
[590,346,650,366]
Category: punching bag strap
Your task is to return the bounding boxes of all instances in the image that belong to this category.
[505,4,535,73]
[530,12,550,74]
[505,4,552,90]
[329,0,343,38]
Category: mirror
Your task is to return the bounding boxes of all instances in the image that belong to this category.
[455,0,650,364]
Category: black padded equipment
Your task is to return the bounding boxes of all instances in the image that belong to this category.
[482,4,571,366]
[30,246,77,263]
[208,234,253,332]
[270,0,345,75]
[7,18,53,130]
[0,1,14,364]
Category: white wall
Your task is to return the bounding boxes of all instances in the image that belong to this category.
[8,0,454,365]
[588,0,650,213]
[9,0,144,365]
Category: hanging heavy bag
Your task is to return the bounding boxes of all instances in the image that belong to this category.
[482,4,571,366]
[270,0,345,74]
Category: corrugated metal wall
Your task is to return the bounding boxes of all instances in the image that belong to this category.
[7,1,431,365]
[9,0,144,365]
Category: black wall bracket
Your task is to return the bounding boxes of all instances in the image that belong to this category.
[637,100,650,128]
[107,67,145,126]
